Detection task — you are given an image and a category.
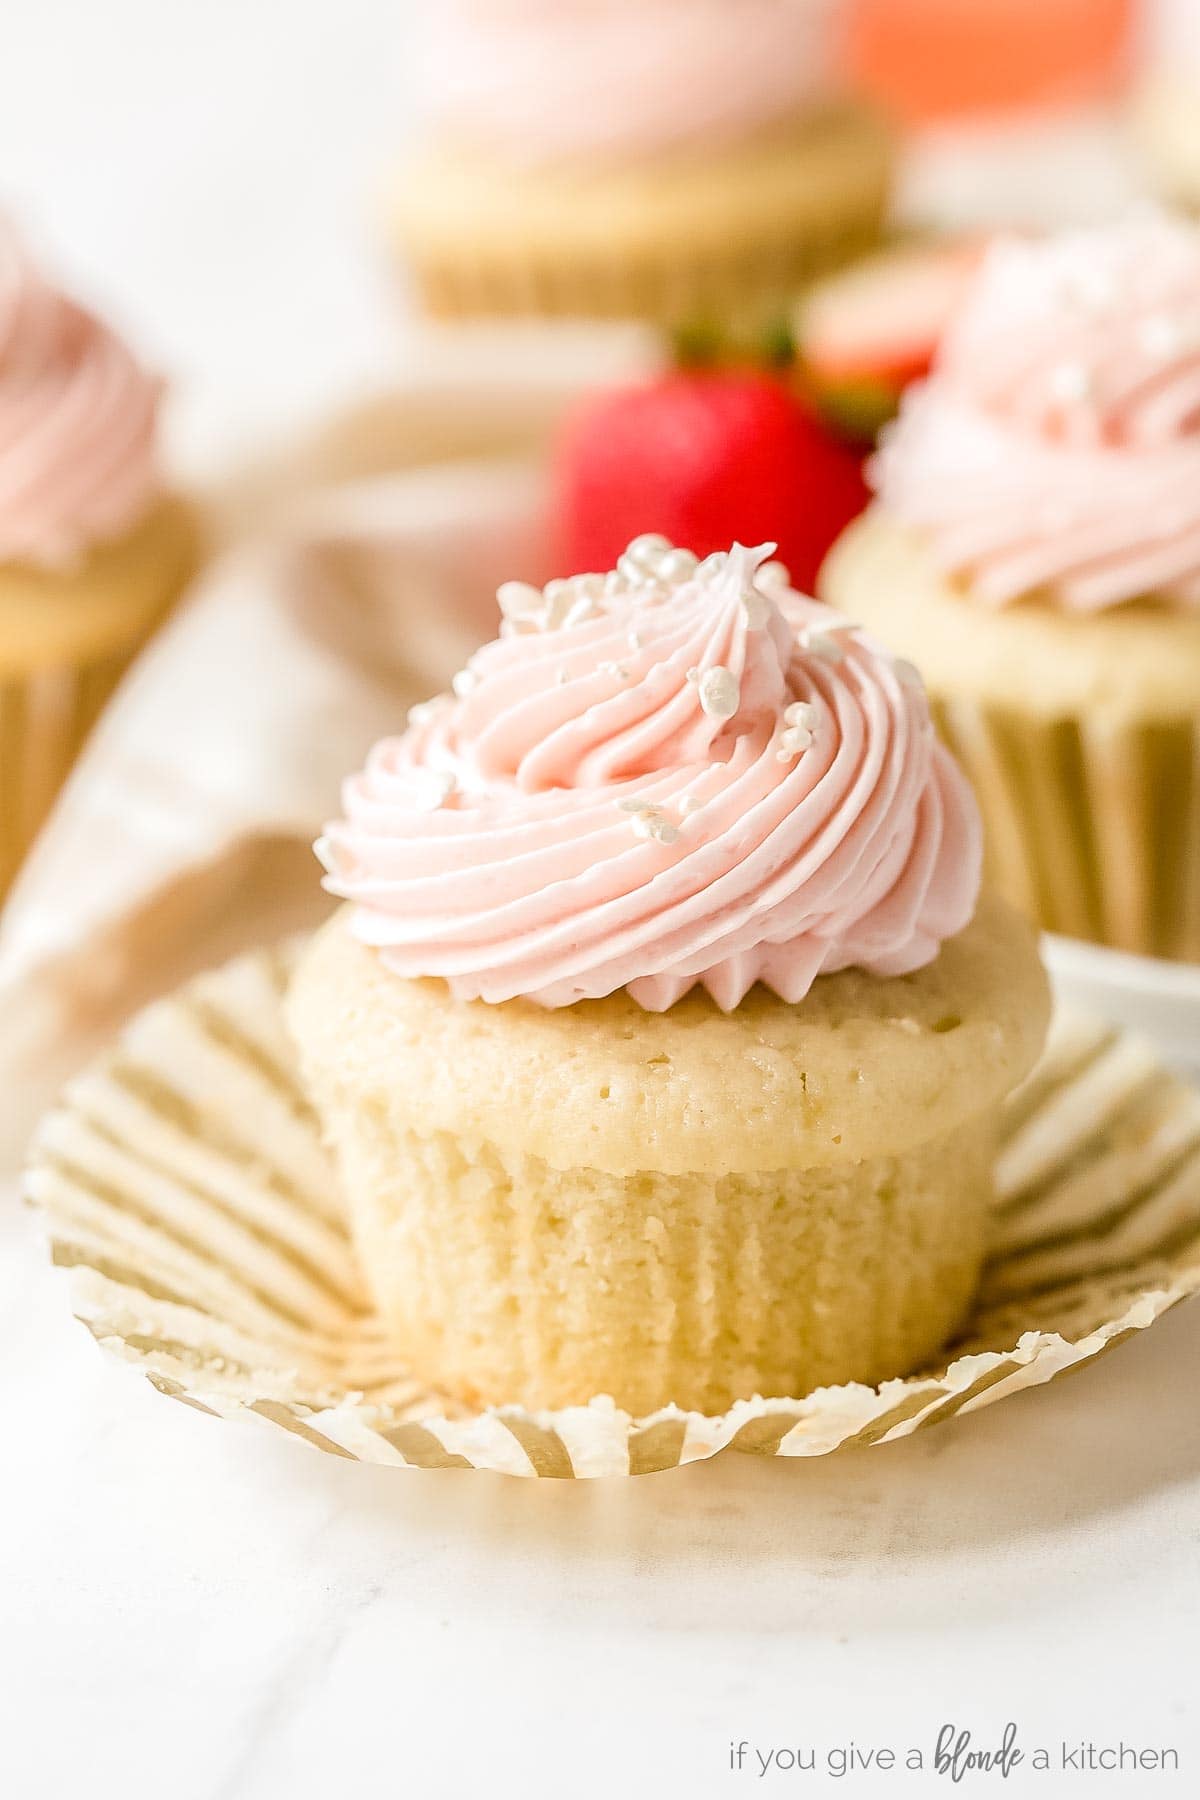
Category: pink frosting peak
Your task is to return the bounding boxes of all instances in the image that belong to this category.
[319,540,981,1012]
[0,223,163,568]
[418,0,843,166]
[872,214,1200,611]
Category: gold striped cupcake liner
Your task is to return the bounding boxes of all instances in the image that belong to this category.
[0,648,133,901]
[25,943,1200,1479]
[409,204,887,327]
[932,700,1200,965]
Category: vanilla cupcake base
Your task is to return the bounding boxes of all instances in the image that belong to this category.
[392,104,893,323]
[0,496,197,895]
[1133,77,1200,214]
[288,898,1048,1416]
[823,514,1200,962]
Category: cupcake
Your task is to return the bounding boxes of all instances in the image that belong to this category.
[0,227,196,898]
[823,215,1200,962]
[288,538,1048,1417]
[391,0,894,323]
[1133,4,1200,215]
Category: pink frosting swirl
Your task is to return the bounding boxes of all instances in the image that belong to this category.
[872,215,1200,611]
[319,541,981,1012]
[417,0,843,166]
[0,224,163,568]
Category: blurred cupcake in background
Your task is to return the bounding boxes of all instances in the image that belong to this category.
[1133,3,1200,214]
[846,0,1140,232]
[391,0,894,323]
[822,213,1200,962]
[0,225,197,899]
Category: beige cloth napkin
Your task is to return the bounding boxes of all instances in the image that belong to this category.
[0,330,659,1166]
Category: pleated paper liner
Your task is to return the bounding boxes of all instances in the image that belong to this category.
[931,697,1200,965]
[25,942,1200,1479]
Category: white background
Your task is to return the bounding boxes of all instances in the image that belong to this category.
[2,4,1199,1797]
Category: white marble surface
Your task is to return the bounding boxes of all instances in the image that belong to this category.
[4,1187,1200,1799]
[3,3,1200,1794]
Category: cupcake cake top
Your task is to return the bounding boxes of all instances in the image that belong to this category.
[319,540,980,1012]
[0,224,163,569]
[872,214,1200,612]
[417,0,844,166]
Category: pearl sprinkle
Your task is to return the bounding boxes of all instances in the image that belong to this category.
[776,699,818,761]
[697,665,740,720]
[494,536,709,640]
[617,796,680,846]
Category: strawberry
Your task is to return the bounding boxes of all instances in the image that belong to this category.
[796,239,984,441]
[555,369,870,598]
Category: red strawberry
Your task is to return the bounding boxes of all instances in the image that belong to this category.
[556,369,869,597]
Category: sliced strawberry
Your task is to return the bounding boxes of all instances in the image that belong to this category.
[797,239,985,437]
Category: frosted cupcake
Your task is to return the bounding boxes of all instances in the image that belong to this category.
[0,227,196,897]
[391,0,893,323]
[289,539,1048,1417]
[823,215,1200,961]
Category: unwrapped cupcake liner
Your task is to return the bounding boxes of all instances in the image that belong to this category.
[24,941,1200,1479]
[0,646,135,900]
[932,698,1200,966]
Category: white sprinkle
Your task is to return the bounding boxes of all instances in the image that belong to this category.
[556,667,569,686]
[758,559,791,590]
[658,547,698,583]
[617,796,652,813]
[564,594,600,628]
[1049,361,1093,405]
[406,696,447,727]
[627,629,644,652]
[1062,264,1116,315]
[784,700,819,730]
[686,666,700,684]
[626,532,671,566]
[1139,314,1183,361]
[496,579,543,620]
[415,769,456,811]
[680,796,703,815]
[776,749,795,763]
[599,661,630,681]
[451,666,480,698]
[778,724,814,757]
[741,589,772,629]
[894,657,924,690]
[631,806,679,846]
[801,628,845,663]
[698,665,740,720]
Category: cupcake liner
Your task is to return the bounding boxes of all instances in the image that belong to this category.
[25,942,1200,1479]
[0,646,133,899]
[407,202,887,325]
[396,105,893,324]
[932,699,1200,965]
